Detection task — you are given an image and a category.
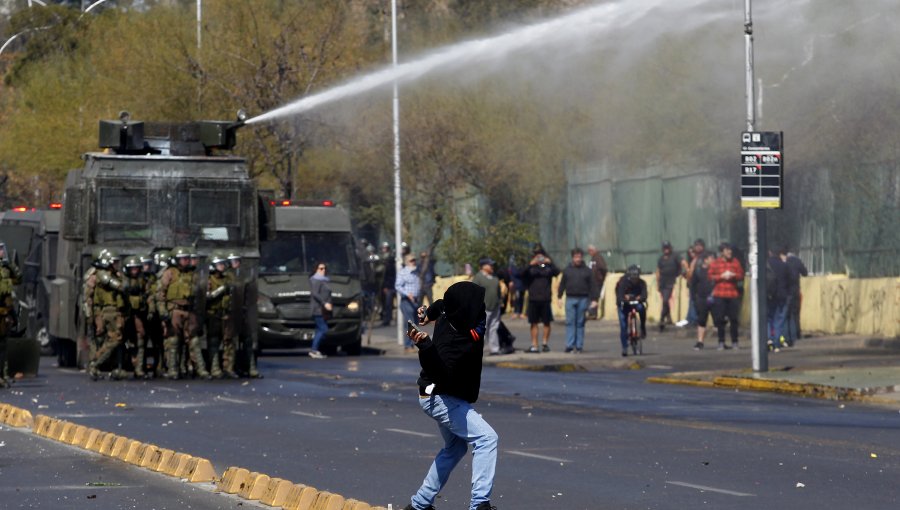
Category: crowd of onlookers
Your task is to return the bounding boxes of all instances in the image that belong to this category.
[359,237,808,357]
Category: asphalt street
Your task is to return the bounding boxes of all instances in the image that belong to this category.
[2,334,898,510]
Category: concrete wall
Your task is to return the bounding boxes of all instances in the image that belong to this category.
[432,274,899,338]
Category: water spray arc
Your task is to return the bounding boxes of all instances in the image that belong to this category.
[243,0,675,125]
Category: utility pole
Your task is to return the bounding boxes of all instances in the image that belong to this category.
[392,0,404,345]
[744,0,768,372]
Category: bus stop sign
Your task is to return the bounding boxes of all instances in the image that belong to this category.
[741,131,783,209]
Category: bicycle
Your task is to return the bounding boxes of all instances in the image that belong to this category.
[625,300,643,355]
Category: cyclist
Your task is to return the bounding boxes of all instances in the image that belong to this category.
[615,265,648,357]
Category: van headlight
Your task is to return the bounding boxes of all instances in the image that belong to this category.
[346,300,360,313]
[257,295,276,315]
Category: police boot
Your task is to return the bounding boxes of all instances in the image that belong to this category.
[248,350,262,379]
[163,337,180,379]
[188,337,211,379]
[222,341,238,379]
[133,345,145,378]
[207,338,222,379]
[88,361,100,381]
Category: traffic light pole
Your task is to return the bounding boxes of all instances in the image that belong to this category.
[745,0,768,372]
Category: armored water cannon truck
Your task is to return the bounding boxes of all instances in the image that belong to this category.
[50,112,275,367]
[257,200,363,355]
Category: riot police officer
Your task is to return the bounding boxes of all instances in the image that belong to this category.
[0,241,21,388]
[207,251,237,378]
[157,247,209,379]
[227,251,260,378]
[123,256,150,378]
[84,249,126,380]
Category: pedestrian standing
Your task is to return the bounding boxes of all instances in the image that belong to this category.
[782,248,808,345]
[587,245,608,319]
[766,249,790,352]
[523,245,559,353]
[380,242,396,326]
[308,262,333,359]
[709,242,744,350]
[472,257,502,355]
[395,254,421,351]
[419,251,437,307]
[679,238,706,327]
[404,281,498,510]
[0,241,21,388]
[557,248,599,353]
[654,241,682,331]
[689,252,715,350]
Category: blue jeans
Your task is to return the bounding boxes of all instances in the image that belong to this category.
[400,296,419,348]
[411,394,498,510]
[564,296,589,350]
[312,315,328,351]
[767,301,787,344]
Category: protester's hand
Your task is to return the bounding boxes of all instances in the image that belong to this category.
[407,330,429,345]
[324,303,333,312]
[722,270,734,280]
[417,306,430,325]
[590,300,598,309]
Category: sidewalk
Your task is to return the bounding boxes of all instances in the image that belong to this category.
[361,316,900,405]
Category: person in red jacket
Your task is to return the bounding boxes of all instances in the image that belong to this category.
[708,242,744,350]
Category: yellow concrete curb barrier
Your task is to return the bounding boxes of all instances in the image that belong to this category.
[183,457,216,482]
[69,425,89,446]
[0,404,33,428]
[282,484,320,510]
[6,407,389,509]
[712,376,870,401]
[238,472,270,500]
[646,376,717,388]
[218,466,250,494]
[260,478,293,506]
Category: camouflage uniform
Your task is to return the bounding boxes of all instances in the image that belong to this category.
[157,250,209,379]
[206,255,236,378]
[85,260,126,380]
[123,257,150,378]
[0,255,22,387]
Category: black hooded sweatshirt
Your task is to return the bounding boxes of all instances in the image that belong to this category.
[416,281,487,403]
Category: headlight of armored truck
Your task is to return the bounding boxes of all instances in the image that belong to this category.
[346,300,360,313]
[257,295,276,315]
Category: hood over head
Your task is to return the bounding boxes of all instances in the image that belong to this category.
[443,281,486,332]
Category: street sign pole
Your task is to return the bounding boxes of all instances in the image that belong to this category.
[744,0,768,373]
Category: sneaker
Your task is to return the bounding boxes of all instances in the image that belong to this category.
[474,503,497,510]
[402,505,436,510]
[675,319,690,328]
[564,347,573,353]
[500,346,516,354]
[308,350,327,359]
[526,346,540,353]
[717,342,728,351]
[731,342,740,350]
[541,344,550,352]
[693,342,704,351]
[574,348,583,354]
[621,348,628,357]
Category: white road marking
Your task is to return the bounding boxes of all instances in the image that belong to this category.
[0,485,135,491]
[141,402,206,409]
[385,428,436,438]
[506,450,571,463]
[152,386,179,393]
[215,396,249,405]
[290,411,331,420]
[665,481,755,497]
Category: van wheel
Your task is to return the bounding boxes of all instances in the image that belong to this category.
[343,338,362,356]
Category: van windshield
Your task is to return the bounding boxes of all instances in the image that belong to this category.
[260,232,358,276]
